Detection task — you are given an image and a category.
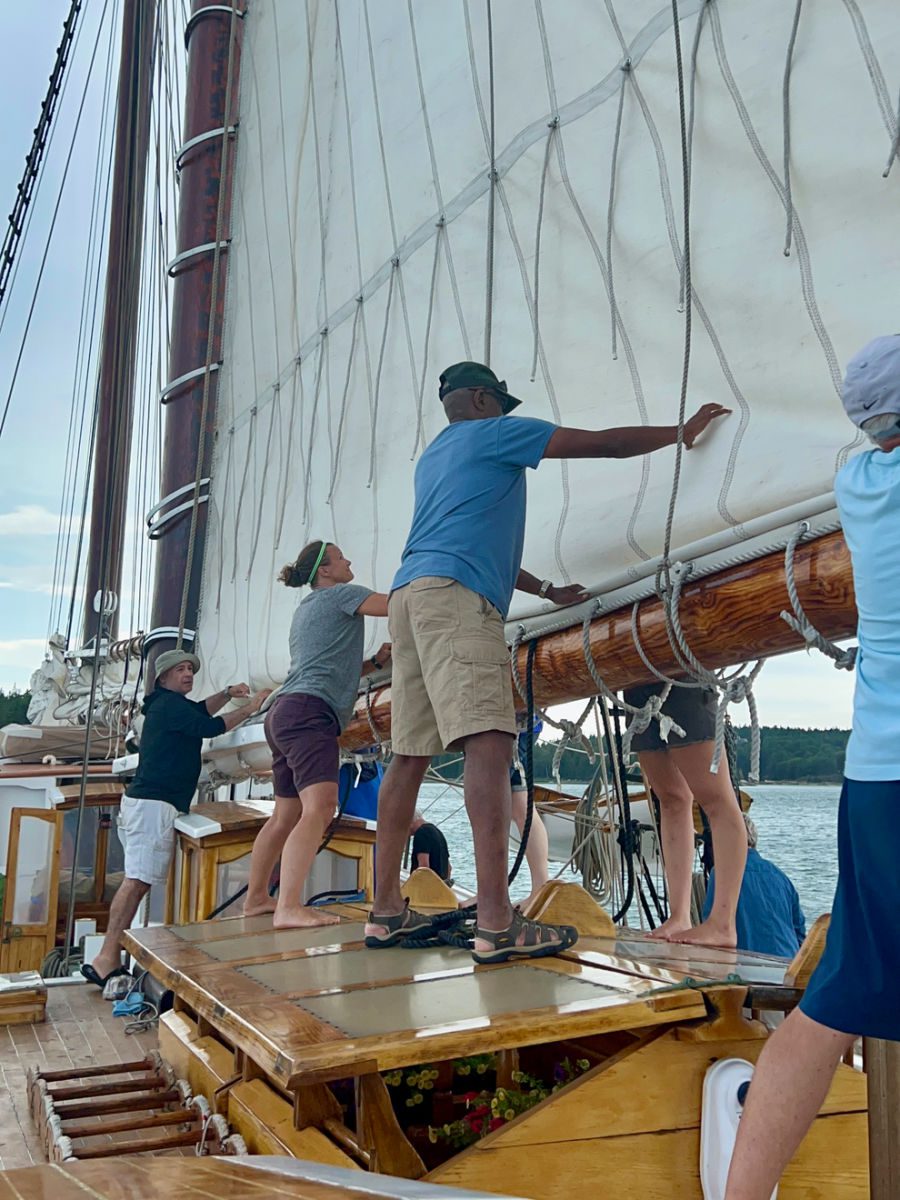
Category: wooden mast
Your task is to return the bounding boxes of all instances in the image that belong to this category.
[145,1,244,678]
[340,528,857,750]
[81,0,157,643]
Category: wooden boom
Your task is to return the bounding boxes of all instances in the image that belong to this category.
[340,529,856,751]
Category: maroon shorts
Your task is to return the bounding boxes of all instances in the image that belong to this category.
[265,693,340,797]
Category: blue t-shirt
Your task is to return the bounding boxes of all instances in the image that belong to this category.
[835,446,900,781]
[703,848,806,958]
[391,416,557,618]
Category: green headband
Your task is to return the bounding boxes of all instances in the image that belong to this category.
[307,540,329,585]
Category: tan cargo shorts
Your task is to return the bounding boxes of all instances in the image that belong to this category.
[388,577,517,756]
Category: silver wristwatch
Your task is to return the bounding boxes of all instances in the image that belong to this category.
[538,579,553,599]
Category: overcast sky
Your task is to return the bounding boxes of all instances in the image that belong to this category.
[0,5,857,732]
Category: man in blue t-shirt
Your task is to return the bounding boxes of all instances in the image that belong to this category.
[365,360,728,963]
[702,816,806,958]
[726,335,900,1198]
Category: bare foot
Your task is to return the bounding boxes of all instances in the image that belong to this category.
[669,920,737,950]
[243,897,277,916]
[273,906,341,929]
[647,917,693,941]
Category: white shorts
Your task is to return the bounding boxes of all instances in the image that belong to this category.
[117,796,177,885]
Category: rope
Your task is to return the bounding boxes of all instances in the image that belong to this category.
[884,85,900,178]
[176,0,240,648]
[412,224,443,457]
[510,628,595,767]
[0,1,112,447]
[682,0,708,310]
[668,563,765,781]
[363,679,386,755]
[484,0,496,364]
[630,600,701,690]
[782,0,804,254]
[780,521,858,670]
[581,602,685,755]
[507,641,537,888]
[660,0,693,600]
[606,66,628,359]
[530,119,558,381]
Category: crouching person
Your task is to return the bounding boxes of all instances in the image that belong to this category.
[81,649,269,988]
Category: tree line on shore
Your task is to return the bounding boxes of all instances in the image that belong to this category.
[438,724,850,785]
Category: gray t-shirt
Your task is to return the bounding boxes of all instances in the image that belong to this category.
[280,583,373,729]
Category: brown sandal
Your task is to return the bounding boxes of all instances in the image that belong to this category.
[472,911,578,964]
[364,899,436,948]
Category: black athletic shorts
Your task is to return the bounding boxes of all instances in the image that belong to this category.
[622,682,717,754]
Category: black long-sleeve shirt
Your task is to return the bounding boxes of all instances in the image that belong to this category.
[126,688,226,813]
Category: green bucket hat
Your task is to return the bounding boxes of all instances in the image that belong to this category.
[438,362,522,413]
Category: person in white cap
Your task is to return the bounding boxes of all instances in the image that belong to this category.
[725,335,900,1198]
[82,649,269,988]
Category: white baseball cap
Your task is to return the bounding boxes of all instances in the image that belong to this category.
[841,334,900,427]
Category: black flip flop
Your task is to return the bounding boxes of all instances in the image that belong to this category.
[80,964,130,990]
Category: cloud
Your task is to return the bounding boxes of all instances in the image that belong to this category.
[0,638,46,669]
[0,564,57,595]
[0,506,70,536]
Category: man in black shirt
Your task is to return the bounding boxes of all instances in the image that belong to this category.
[410,813,451,882]
[82,649,269,987]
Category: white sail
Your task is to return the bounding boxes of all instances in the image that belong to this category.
[199,0,900,690]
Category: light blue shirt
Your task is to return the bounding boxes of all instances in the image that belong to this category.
[835,445,900,781]
[391,416,556,617]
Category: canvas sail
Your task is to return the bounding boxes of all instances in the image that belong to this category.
[197,0,900,692]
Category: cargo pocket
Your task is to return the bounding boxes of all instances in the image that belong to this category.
[409,576,459,633]
[450,632,511,716]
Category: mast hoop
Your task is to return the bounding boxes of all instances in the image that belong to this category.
[183,4,244,51]
[146,479,211,540]
[159,362,221,405]
[144,626,196,649]
[176,125,237,171]
[166,240,231,277]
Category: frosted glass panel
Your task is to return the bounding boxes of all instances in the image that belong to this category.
[13,817,53,926]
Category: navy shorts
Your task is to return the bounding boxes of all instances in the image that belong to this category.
[622,682,717,754]
[800,778,900,1040]
[264,693,341,797]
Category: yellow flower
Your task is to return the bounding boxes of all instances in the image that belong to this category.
[505,1109,515,1121]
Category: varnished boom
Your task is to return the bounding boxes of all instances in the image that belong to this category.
[340,530,855,751]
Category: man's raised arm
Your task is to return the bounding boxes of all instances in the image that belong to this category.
[542,403,729,459]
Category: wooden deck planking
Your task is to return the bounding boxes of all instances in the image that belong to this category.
[0,1157,447,1199]
[0,982,161,1171]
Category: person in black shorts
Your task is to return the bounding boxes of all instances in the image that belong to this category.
[623,681,746,948]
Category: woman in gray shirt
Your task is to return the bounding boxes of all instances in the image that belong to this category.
[245,540,389,927]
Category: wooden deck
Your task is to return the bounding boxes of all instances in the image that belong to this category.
[0,1156,516,1198]
[0,981,159,1170]
[123,904,802,1088]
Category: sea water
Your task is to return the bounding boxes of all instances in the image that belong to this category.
[414,780,841,923]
